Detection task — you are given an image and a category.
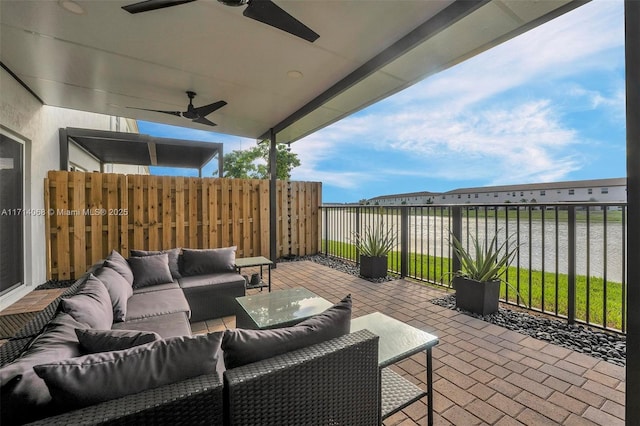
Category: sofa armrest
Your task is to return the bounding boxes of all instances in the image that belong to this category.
[27,374,223,425]
[224,329,380,426]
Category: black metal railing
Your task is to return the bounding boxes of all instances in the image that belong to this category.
[321,203,627,333]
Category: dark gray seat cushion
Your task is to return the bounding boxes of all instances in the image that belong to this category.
[128,253,174,289]
[60,274,113,329]
[103,250,134,285]
[178,273,246,289]
[94,266,133,322]
[222,295,352,369]
[181,247,236,276]
[33,332,223,410]
[125,288,191,321]
[130,248,182,279]
[75,329,161,353]
[178,273,246,322]
[112,312,192,339]
[132,281,180,294]
[0,313,88,425]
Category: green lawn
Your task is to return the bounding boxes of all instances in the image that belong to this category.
[323,240,625,331]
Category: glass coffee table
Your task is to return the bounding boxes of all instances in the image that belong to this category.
[351,312,439,426]
[235,287,333,330]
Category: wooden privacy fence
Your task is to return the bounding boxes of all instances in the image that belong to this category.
[45,171,321,280]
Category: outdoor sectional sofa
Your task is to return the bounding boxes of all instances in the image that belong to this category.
[0,248,380,425]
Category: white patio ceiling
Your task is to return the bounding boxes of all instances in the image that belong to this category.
[0,0,585,144]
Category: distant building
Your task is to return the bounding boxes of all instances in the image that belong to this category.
[366,178,626,205]
[367,191,440,206]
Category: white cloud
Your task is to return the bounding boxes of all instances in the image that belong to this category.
[391,0,623,111]
[290,0,623,197]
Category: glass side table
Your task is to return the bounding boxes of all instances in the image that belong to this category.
[235,287,333,329]
[351,312,439,426]
[234,256,273,292]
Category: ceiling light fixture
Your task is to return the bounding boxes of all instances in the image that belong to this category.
[58,0,85,15]
[287,70,303,79]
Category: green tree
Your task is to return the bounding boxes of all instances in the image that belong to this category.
[223,142,300,180]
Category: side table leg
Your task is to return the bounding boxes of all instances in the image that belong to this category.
[427,347,434,426]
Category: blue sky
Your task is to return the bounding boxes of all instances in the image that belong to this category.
[139,0,625,204]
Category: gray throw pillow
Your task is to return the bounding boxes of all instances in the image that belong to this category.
[33,332,223,408]
[61,274,113,329]
[222,294,352,369]
[130,248,182,279]
[128,253,174,288]
[104,250,134,285]
[75,329,161,353]
[94,266,133,322]
[181,246,237,276]
[0,313,88,425]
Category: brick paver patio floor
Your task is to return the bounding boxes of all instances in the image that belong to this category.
[194,260,626,425]
[2,260,624,425]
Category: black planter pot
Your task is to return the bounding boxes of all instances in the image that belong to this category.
[359,255,388,279]
[453,276,500,315]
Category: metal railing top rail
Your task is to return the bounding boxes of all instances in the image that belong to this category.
[321,201,627,208]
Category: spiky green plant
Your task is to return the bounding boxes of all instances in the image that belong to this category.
[448,232,528,307]
[353,224,396,257]
[450,232,517,281]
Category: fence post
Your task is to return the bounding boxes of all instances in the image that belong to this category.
[451,206,462,274]
[400,206,409,278]
[567,205,576,325]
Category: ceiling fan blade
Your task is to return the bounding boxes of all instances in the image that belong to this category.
[193,100,228,117]
[122,0,196,14]
[127,106,182,117]
[193,116,217,127]
[244,0,319,43]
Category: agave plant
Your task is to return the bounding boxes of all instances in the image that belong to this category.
[448,231,528,307]
[353,223,396,257]
[450,232,518,282]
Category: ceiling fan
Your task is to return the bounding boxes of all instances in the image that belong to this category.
[122,0,319,43]
[128,91,227,127]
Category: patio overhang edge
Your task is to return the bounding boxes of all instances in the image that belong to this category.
[259,0,590,145]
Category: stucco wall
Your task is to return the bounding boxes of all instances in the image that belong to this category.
[0,68,122,308]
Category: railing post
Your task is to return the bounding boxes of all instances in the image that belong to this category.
[567,205,576,324]
[400,206,409,278]
[451,206,462,274]
[323,207,328,257]
[355,207,361,264]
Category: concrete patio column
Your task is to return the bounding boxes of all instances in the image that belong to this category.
[625,0,639,420]
[269,128,277,267]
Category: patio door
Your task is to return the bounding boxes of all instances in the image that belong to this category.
[0,133,24,294]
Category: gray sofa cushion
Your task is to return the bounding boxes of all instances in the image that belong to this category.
[0,313,88,425]
[132,281,180,294]
[222,295,352,369]
[111,312,192,339]
[33,332,223,409]
[75,329,161,353]
[178,273,246,322]
[61,274,113,329]
[131,248,182,279]
[94,266,133,322]
[178,272,246,289]
[125,288,191,321]
[103,250,134,285]
[181,246,236,276]
[128,253,173,289]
